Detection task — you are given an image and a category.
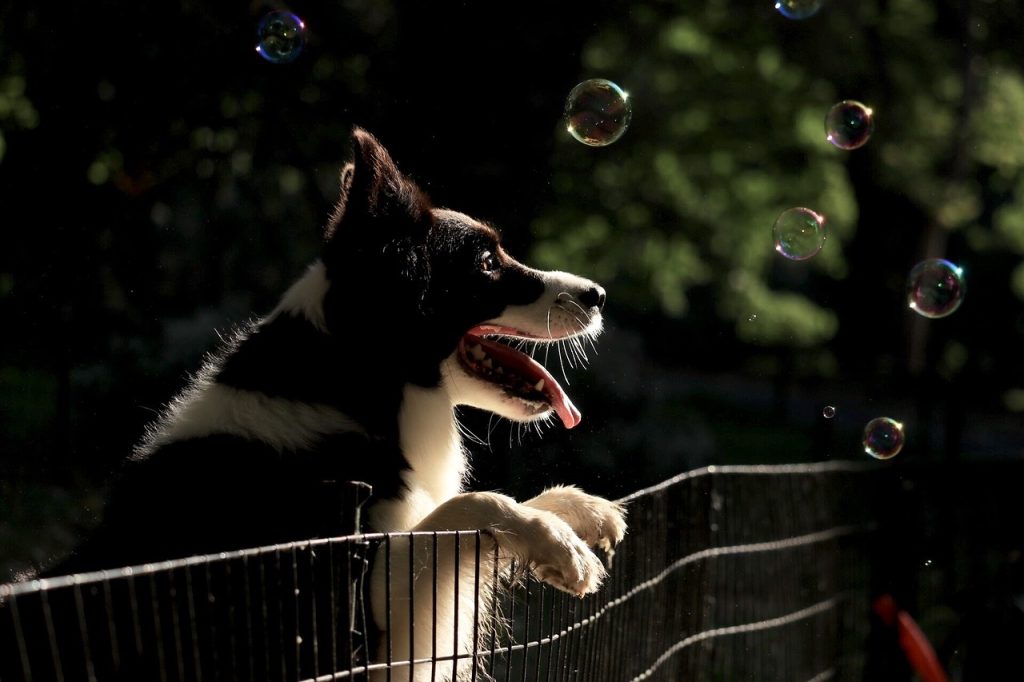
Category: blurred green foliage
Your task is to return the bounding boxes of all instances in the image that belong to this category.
[531,0,1024,350]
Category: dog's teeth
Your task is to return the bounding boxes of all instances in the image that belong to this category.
[534,379,545,392]
[470,344,486,361]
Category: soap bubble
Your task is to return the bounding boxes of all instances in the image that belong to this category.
[772,207,827,260]
[907,259,965,319]
[825,100,875,150]
[863,417,905,460]
[564,79,632,147]
[775,0,824,20]
[823,406,836,419]
[256,11,306,64]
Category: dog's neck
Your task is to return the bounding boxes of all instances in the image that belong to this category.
[368,383,467,532]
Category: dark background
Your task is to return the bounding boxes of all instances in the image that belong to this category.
[1,0,1022,676]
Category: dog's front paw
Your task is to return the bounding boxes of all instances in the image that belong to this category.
[524,485,627,556]
[513,512,608,597]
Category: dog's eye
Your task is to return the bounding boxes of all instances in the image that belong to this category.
[479,251,499,273]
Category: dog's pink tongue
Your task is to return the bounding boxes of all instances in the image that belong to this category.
[474,334,582,429]
[546,378,582,429]
[524,362,582,429]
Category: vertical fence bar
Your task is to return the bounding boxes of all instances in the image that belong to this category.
[255,554,271,679]
[487,540,500,679]
[223,557,240,681]
[39,584,65,682]
[101,575,121,674]
[6,590,33,681]
[531,583,544,682]
[147,573,169,682]
[200,559,220,681]
[291,546,301,681]
[167,568,185,682]
[385,534,393,682]
[431,532,438,682]
[308,546,320,680]
[274,549,286,681]
[503,564,515,682]
[407,532,415,682]
[470,530,481,682]
[184,565,202,682]
[520,574,531,682]
[72,581,97,682]
[452,531,461,682]
[328,539,338,675]
[126,570,143,660]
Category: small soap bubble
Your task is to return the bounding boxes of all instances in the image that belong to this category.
[775,0,824,20]
[825,100,875,150]
[772,207,827,260]
[256,11,306,64]
[907,259,965,319]
[823,405,836,419]
[863,417,905,460]
[564,79,632,147]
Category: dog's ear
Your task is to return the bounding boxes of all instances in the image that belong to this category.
[325,127,431,242]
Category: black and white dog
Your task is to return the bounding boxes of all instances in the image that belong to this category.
[29,128,626,679]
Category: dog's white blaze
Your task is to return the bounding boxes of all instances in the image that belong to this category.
[138,381,364,456]
[267,260,330,332]
[490,268,603,340]
[370,385,467,532]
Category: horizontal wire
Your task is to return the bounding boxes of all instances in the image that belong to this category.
[629,593,851,681]
[615,460,873,505]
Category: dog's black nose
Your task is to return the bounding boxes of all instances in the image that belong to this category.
[579,285,606,311]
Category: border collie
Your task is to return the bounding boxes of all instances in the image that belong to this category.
[15,128,626,680]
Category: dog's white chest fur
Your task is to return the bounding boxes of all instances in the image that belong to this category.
[368,384,466,532]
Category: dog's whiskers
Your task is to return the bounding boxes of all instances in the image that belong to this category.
[561,305,594,365]
[454,408,486,447]
[546,306,571,385]
[485,413,499,451]
[544,309,553,368]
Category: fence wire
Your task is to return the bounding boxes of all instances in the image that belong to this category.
[1,462,876,681]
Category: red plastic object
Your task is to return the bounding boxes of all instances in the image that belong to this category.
[873,595,948,682]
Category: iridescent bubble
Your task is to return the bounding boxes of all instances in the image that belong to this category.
[256,11,306,64]
[823,405,836,419]
[564,79,632,147]
[825,100,875,150]
[774,0,824,20]
[907,259,965,319]
[863,417,905,460]
[772,207,827,260]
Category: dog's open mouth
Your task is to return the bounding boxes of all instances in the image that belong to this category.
[457,324,583,429]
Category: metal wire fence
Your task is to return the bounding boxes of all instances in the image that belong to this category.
[1,462,876,681]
